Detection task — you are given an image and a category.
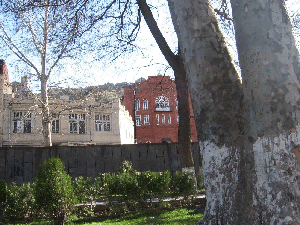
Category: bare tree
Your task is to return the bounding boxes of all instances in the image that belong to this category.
[0,0,139,146]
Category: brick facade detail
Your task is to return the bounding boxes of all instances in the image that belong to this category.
[124,76,198,143]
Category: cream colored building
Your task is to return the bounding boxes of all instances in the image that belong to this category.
[0,60,134,146]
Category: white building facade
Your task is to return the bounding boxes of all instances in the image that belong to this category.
[0,60,134,146]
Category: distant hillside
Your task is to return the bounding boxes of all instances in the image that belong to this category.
[12,81,129,103]
[48,82,127,102]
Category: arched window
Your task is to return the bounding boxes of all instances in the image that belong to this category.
[135,99,140,111]
[143,99,148,110]
[155,96,170,111]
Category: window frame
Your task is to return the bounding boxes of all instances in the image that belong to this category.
[155,96,170,111]
[144,115,150,125]
[136,115,142,126]
[51,113,59,133]
[135,99,140,111]
[143,99,148,110]
[69,113,86,134]
[162,114,165,124]
[12,111,32,133]
[95,114,111,132]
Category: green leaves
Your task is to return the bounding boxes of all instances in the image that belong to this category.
[1,159,197,223]
[2,182,36,221]
[170,171,196,199]
[34,158,77,223]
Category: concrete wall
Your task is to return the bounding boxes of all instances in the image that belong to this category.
[0,142,201,185]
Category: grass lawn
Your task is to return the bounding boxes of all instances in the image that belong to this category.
[7,207,203,225]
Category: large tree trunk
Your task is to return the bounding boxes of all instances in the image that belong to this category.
[231,0,300,223]
[168,0,244,223]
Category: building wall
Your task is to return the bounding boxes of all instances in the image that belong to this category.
[119,104,135,144]
[0,62,134,146]
[124,76,198,143]
[49,99,132,146]
[0,142,201,185]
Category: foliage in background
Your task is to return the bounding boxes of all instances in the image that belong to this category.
[0,180,6,207]
[0,180,6,220]
[2,182,36,222]
[73,176,104,216]
[170,171,197,199]
[34,158,78,224]
[1,160,200,223]
[119,160,136,175]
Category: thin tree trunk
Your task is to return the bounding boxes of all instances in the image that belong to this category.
[231,0,300,223]
[168,0,244,223]
[137,0,195,172]
[41,77,52,147]
[174,52,194,171]
[41,0,52,147]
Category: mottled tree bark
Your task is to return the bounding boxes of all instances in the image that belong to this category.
[41,77,52,147]
[168,0,244,223]
[231,0,300,223]
[169,0,300,224]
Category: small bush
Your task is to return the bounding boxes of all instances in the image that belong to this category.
[170,171,197,199]
[34,158,77,224]
[137,171,171,202]
[119,160,136,175]
[73,176,104,215]
[4,182,36,221]
[118,172,140,202]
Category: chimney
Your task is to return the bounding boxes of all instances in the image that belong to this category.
[21,76,29,89]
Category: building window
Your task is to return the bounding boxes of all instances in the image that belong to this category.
[144,115,150,125]
[69,113,85,134]
[162,114,165,124]
[176,99,178,110]
[156,114,159,125]
[155,96,170,111]
[13,112,32,133]
[177,115,179,124]
[136,115,142,126]
[135,99,140,111]
[52,113,59,133]
[143,99,148,110]
[95,114,111,131]
[168,114,171,124]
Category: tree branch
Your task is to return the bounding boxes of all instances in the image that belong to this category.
[0,24,41,78]
[137,0,177,70]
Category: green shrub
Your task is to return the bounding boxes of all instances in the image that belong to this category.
[118,172,140,203]
[119,160,136,175]
[137,171,170,202]
[170,171,196,199]
[137,171,155,201]
[0,180,6,213]
[103,173,119,199]
[34,158,77,224]
[4,182,36,221]
[73,176,104,215]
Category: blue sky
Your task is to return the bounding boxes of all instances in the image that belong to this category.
[3,0,300,90]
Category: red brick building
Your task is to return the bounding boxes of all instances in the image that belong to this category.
[123,76,198,143]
